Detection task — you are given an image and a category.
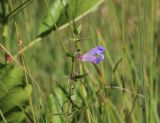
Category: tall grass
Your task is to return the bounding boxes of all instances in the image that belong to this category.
[0,0,159,123]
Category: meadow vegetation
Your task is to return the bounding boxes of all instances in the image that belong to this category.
[0,0,160,123]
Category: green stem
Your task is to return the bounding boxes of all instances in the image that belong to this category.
[0,110,7,123]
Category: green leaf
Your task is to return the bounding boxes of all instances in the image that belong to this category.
[77,24,82,34]
[72,73,89,81]
[0,64,13,79]
[112,57,123,73]
[73,24,82,35]
[46,94,62,123]
[0,64,32,123]
[0,111,26,123]
[66,0,100,19]
[39,0,65,34]
[0,64,24,99]
[0,85,32,113]
[38,0,103,37]
[65,51,74,58]
[58,0,103,25]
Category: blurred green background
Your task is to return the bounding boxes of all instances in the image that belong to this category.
[0,0,160,123]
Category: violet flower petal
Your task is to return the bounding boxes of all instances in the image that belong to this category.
[88,46,105,55]
[81,55,101,64]
[81,46,106,64]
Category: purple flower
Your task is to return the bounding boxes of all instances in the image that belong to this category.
[78,46,106,64]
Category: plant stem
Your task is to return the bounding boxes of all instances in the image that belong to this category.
[0,110,7,123]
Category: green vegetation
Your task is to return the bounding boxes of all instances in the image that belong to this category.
[0,0,159,123]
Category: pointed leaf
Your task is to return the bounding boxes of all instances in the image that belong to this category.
[0,111,26,123]
[0,85,32,113]
[38,0,103,37]
[65,51,74,58]
[72,73,89,81]
[0,65,24,99]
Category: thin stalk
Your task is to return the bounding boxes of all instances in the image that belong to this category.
[67,29,78,123]
[121,0,126,121]
[121,0,125,93]
[43,0,66,52]
[149,0,155,122]
[67,77,73,123]
[13,37,42,59]
[0,110,7,123]
[0,42,44,95]
[8,0,36,122]
[137,0,147,122]
[98,85,144,98]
